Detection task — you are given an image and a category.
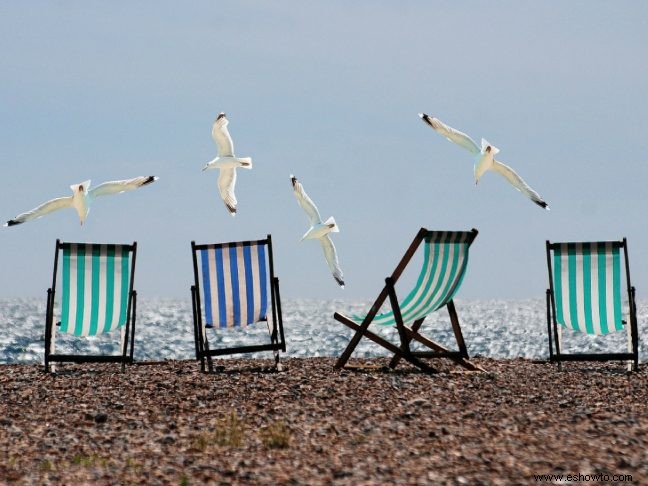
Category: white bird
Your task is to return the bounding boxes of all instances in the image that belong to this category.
[5,176,158,227]
[419,113,549,210]
[290,175,345,288]
[202,113,252,216]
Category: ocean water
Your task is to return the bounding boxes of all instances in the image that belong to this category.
[1,298,647,364]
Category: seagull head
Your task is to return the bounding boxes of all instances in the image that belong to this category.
[214,112,228,127]
[71,180,91,195]
[480,139,500,156]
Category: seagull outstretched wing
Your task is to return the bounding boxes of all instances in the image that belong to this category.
[320,234,344,287]
[419,113,480,155]
[89,176,158,199]
[492,160,549,210]
[218,168,237,215]
[211,113,234,157]
[291,175,322,225]
[5,196,73,226]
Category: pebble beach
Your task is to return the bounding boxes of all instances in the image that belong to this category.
[1,357,646,484]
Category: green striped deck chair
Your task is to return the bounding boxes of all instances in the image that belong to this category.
[546,239,639,371]
[44,240,138,372]
[191,235,285,372]
[335,228,483,373]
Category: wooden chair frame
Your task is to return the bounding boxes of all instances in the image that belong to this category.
[44,239,137,373]
[546,238,639,371]
[191,235,286,372]
[334,228,482,373]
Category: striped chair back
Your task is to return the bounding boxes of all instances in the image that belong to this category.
[354,230,476,326]
[549,241,625,335]
[196,240,270,328]
[59,243,134,336]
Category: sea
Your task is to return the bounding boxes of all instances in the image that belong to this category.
[1,298,646,364]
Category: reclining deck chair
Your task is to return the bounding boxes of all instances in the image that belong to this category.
[45,240,137,372]
[335,228,482,373]
[546,239,639,371]
[191,235,286,372]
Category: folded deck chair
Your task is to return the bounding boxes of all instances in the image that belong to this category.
[45,240,138,372]
[546,239,639,371]
[335,228,482,373]
[191,235,286,372]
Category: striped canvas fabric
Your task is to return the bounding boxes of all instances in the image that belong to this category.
[552,242,624,335]
[59,244,131,337]
[199,242,268,328]
[353,231,473,326]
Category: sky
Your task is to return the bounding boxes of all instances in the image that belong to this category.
[1,1,648,301]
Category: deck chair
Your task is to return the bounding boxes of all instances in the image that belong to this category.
[45,240,138,373]
[546,239,639,371]
[334,228,482,373]
[191,235,286,372]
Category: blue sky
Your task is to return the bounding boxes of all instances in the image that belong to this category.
[1,1,647,300]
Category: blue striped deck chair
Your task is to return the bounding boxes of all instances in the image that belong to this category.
[44,240,138,372]
[191,235,286,372]
[546,239,639,371]
[335,228,483,373]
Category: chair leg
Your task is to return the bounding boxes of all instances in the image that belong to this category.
[335,313,374,369]
[630,286,639,372]
[120,325,127,373]
[447,300,468,358]
[401,326,484,372]
[626,320,634,372]
[268,324,282,371]
[556,325,563,371]
[546,289,554,361]
[334,313,437,373]
[45,289,52,373]
[389,317,425,369]
[203,330,214,373]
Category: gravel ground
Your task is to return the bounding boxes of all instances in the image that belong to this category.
[0,357,646,485]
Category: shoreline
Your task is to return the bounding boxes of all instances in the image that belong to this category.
[1,357,646,484]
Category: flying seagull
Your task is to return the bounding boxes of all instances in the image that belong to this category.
[5,176,158,227]
[419,113,549,210]
[202,112,252,216]
[290,175,345,288]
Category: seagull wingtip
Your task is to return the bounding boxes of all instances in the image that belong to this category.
[419,113,434,127]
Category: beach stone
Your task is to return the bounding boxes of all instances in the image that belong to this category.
[94,412,108,424]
